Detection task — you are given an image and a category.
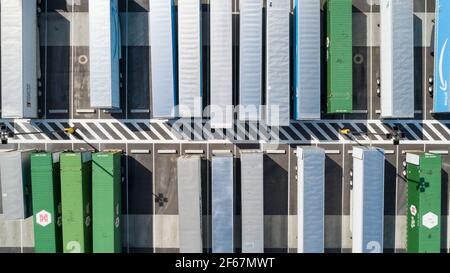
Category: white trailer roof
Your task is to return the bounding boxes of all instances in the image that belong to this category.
[210,0,233,128]
[239,0,262,122]
[89,0,121,109]
[150,0,177,118]
[294,0,321,120]
[0,0,38,118]
[266,0,290,126]
[241,151,264,253]
[380,0,414,118]
[297,147,325,253]
[177,156,203,253]
[0,150,33,220]
[352,147,385,253]
[212,154,234,253]
[178,0,203,118]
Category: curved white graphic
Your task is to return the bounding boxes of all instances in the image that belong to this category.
[112,3,120,59]
[366,241,382,253]
[66,241,81,253]
[439,38,448,91]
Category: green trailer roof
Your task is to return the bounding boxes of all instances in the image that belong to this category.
[406,153,441,253]
[92,151,122,253]
[31,152,62,253]
[326,0,353,114]
[60,152,92,253]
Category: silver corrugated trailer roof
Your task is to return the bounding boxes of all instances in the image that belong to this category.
[266,0,290,126]
[0,0,38,118]
[178,0,203,118]
[352,147,385,253]
[380,0,414,118]
[177,156,203,253]
[297,146,325,253]
[210,0,233,128]
[89,0,121,109]
[212,153,234,253]
[0,150,33,220]
[294,0,321,120]
[241,151,264,253]
[150,0,177,118]
[239,0,262,122]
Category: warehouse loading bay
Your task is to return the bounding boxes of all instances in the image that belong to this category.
[1,0,450,253]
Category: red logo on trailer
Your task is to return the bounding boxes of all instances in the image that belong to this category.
[410,205,417,216]
[36,210,52,227]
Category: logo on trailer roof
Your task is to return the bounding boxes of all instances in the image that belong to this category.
[410,205,417,216]
[36,210,51,227]
[422,212,438,229]
[439,39,448,92]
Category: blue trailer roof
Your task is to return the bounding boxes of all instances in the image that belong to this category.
[434,0,450,113]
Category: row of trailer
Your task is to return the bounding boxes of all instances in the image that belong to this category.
[1,0,450,123]
[0,150,121,253]
[0,148,442,253]
[178,148,443,253]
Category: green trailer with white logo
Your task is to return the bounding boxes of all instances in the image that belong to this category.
[406,152,441,253]
[326,0,353,113]
[92,151,122,253]
[30,152,62,253]
[60,151,92,253]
